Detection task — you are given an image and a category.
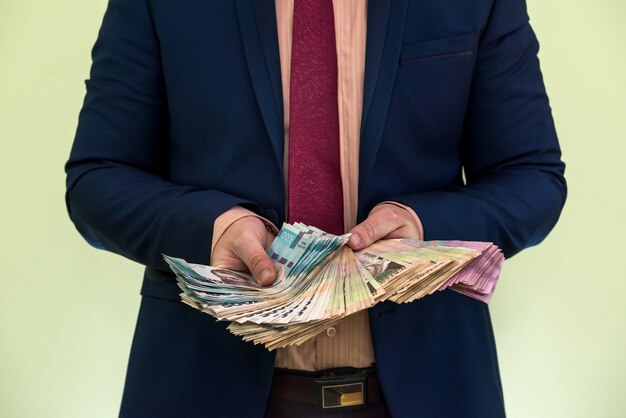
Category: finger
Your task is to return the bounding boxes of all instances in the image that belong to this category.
[348,210,403,250]
[211,250,248,272]
[233,238,277,286]
[383,223,421,241]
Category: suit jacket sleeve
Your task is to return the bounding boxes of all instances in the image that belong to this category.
[65,0,257,271]
[392,0,567,258]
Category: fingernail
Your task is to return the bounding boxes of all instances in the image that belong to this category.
[259,269,273,285]
[349,234,361,248]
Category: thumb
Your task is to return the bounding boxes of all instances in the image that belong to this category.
[235,240,277,286]
[348,215,396,251]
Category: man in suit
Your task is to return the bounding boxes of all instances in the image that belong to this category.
[65,0,566,416]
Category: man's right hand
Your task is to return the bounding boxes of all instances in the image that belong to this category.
[211,216,277,286]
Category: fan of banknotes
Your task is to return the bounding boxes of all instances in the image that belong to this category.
[164,223,503,350]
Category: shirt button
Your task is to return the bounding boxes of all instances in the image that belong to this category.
[325,327,337,338]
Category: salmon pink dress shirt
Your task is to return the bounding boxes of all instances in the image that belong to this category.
[211,0,423,371]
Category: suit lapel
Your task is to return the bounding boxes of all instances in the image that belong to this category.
[235,0,284,172]
[359,0,409,211]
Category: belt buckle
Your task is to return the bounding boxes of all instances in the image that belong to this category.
[315,372,368,412]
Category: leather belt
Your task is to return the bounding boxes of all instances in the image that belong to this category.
[270,367,383,412]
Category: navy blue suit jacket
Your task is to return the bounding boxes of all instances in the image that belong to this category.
[66,0,566,416]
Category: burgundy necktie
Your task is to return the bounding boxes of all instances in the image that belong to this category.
[288,0,344,235]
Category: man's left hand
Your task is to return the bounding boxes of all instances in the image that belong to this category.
[347,203,423,251]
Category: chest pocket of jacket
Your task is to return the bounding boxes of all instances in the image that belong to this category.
[399,32,479,65]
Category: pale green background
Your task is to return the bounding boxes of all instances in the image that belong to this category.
[1,0,624,416]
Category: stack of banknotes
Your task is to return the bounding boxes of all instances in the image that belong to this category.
[164,222,503,350]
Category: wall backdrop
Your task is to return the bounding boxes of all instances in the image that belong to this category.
[1,0,624,417]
